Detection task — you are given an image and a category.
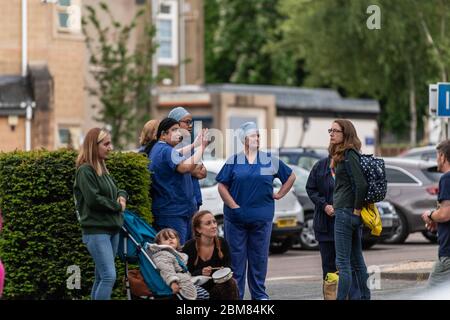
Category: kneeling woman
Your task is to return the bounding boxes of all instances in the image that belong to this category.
[182,211,239,300]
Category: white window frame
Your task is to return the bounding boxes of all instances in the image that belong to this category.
[56,0,82,34]
[157,0,179,66]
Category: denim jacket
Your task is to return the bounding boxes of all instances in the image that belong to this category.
[306,157,335,242]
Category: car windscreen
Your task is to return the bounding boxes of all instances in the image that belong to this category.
[422,166,442,183]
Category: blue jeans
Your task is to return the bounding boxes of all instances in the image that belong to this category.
[82,233,120,300]
[334,208,370,300]
[224,219,272,300]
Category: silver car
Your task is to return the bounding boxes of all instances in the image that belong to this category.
[382,158,441,244]
[399,145,437,162]
[199,159,304,254]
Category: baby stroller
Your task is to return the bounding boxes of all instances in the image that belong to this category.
[118,210,182,300]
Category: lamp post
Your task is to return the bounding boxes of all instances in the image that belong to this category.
[20,101,36,151]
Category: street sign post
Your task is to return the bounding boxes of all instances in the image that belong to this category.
[437,82,450,117]
[431,82,450,139]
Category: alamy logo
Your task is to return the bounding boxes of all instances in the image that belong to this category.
[367,265,381,290]
[366,5,381,30]
[66,265,81,290]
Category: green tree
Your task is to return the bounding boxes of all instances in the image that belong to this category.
[275,0,450,145]
[205,0,298,85]
[83,2,157,149]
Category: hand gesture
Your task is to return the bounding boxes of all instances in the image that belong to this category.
[200,128,209,149]
[193,130,202,148]
[202,266,212,276]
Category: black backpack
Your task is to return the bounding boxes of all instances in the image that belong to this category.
[344,149,387,203]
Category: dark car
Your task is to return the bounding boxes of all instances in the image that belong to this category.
[288,165,399,250]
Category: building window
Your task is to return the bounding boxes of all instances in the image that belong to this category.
[157,0,178,66]
[56,0,81,33]
[57,125,82,149]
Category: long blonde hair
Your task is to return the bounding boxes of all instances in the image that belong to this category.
[76,128,110,176]
[139,119,160,146]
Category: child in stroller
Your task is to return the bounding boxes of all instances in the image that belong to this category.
[146,228,209,300]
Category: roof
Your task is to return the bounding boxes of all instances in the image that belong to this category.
[206,84,380,115]
[0,75,33,116]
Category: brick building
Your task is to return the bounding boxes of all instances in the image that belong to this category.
[0,0,85,151]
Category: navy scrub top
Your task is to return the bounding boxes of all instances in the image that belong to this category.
[149,141,196,217]
[216,151,292,223]
[437,171,450,258]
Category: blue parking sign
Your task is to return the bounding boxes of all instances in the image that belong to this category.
[437,83,450,117]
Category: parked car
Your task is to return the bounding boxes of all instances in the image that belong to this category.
[287,164,399,250]
[382,157,441,244]
[199,159,304,254]
[275,147,328,171]
[398,145,437,162]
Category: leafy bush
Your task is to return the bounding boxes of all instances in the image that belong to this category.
[0,150,151,299]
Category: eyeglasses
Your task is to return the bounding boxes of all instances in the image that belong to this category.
[179,119,193,126]
[328,128,343,134]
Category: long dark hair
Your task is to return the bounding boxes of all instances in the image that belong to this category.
[146,118,179,154]
[328,119,361,165]
[191,211,224,266]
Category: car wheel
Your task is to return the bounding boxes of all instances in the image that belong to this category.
[382,210,409,244]
[362,239,378,250]
[216,215,225,238]
[422,230,438,243]
[298,213,319,250]
[269,238,292,254]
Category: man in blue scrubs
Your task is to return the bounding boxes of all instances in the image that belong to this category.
[216,122,296,299]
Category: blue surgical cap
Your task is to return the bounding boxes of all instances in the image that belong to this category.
[168,106,190,121]
[238,121,258,143]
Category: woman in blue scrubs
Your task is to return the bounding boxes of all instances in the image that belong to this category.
[168,106,207,242]
[148,118,208,245]
[216,122,296,300]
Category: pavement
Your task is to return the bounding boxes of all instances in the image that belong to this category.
[379,260,434,281]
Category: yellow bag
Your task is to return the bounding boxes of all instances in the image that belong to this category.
[361,203,382,236]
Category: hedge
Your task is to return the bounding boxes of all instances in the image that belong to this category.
[0,150,151,299]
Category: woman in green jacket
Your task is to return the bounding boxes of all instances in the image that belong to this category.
[74,128,128,300]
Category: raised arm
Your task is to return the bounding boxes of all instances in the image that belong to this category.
[176,131,208,174]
